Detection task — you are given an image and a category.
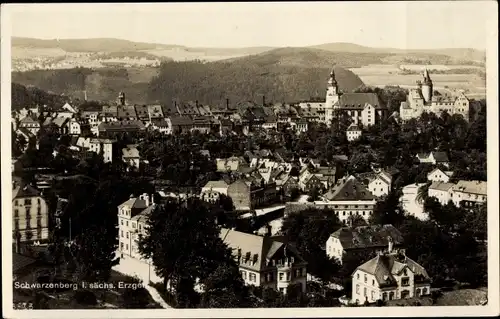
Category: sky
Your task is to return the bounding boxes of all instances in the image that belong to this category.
[5,1,495,50]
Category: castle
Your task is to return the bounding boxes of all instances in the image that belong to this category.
[399,69,470,122]
[298,66,388,127]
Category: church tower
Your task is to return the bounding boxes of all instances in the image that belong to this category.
[325,66,340,126]
[117,92,126,106]
[421,68,433,104]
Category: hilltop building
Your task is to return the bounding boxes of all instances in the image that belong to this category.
[399,69,470,122]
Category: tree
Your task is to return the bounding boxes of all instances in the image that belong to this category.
[121,286,152,309]
[138,198,234,305]
[415,182,431,205]
[200,262,254,308]
[307,186,321,202]
[280,208,342,282]
[369,190,406,228]
[346,214,367,228]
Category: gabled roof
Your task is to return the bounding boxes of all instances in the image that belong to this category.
[203,180,229,190]
[347,124,361,132]
[432,151,449,162]
[324,176,375,201]
[118,197,148,210]
[12,184,40,200]
[339,93,384,109]
[53,117,69,128]
[134,105,150,119]
[147,105,164,119]
[331,224,404,250]
[220,228,305,272]
[117,105,137,119]
[130,204,156,224]
[20,116,38,124]
[452,180,487,195]
[355,253,430,287]
[429,182,455,192]
[169,116,193,126]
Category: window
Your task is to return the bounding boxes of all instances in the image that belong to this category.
[126,232,129,239]
[121,220,124,225]
[286,272,290,281]
[382,292,387,300]
[37,207,42,216]
[372,279,375,286]
[249,273,256,282]
[120,243,124,250]
[25,198,31,205]
[14,209,19,218]
[402,277,410,286]
[240,270,247,280]
[279,272,284,281]
[37,198,41,205]
[371,290,375,301]
[401,290,410,299]
[357,273,360,279]
[126,221,129,227]
[364,274,367,283]
[132,223,136,228]
[356,284,360,294]
[364,287,367,297]
[121,231,124,238]
[139,224,142,230]
[125,244,129,250]
[389,292,394,300]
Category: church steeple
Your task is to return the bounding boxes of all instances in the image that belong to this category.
[421,68,433,103]
[328,66,338,86]
[423,68,432,85]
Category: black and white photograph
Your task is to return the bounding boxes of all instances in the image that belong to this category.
[1,2,498,318]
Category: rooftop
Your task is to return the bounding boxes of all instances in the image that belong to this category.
[331,224,404,250]
[453,180,487,195]
[324,176,375,201]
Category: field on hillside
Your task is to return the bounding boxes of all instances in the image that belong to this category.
[349,64,486,97]
[144,48,249,62]
[12,47,67,59]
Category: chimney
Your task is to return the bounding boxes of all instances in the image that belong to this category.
[387,236,393,253]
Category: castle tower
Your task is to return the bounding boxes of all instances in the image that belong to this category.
[117,92,126,106]
[325,66,340,127]
[421,68,433,104]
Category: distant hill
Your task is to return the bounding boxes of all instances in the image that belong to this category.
[224,47,390,68]
[310,42,485,63]
[12,37,175,52]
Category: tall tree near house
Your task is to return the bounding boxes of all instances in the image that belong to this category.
[199,262,254,308]
[369,190,406,228]
[415,182,431,205]
[137,198,234,302]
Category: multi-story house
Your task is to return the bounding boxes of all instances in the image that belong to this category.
[416,152,449,167]
[351,242,431,304]
[358,171,392,198]
[89,138,115,163]
[66,118,81,135]
[427,168,454,183]
[201,180,230,203]
[399,69,470,122]
[322,176,377,223]
[216,156,248,172]
[227,179,278,211]
[451,180,487,208]
[12,184,49,243]
[18,116,40,135]
[326,224,404,264]
[117,193,155,260]
[428,182,455,205]
[346,124,362,142]
[168,116,194,134]
[220,228,308,294]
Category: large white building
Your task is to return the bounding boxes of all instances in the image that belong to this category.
[428,182,455,206]
[351,241,431,305]
[400,69,470,122]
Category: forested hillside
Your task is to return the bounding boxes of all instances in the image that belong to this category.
[11,83,70,111]
[12,58,364,106]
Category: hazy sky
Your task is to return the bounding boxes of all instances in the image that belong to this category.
[7,1,495,49]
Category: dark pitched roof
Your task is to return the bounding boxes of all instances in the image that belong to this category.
[332,224,404,250]
[220,228,306,272]
[356,253,431,287]
[134,105,150,120]
[99,120,145,131]
[170,116,193,126]
[324,176,375,201]
[12,184,40,199]
[117,105,137,119]
[338,93,384,109]
[432,151,449,162]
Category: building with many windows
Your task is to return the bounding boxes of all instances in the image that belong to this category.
[351,241,431,305]
[220,228,307,294]
[12,184,49,243]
